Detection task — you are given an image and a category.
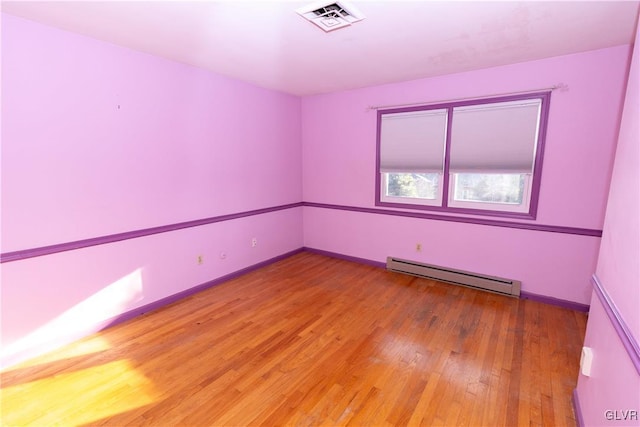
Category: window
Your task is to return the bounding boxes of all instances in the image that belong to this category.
[376,92,550,218]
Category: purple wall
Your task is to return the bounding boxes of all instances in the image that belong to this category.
[302,45,630,305]
[2,13,302,252]
[0,14,303,368]
[576,15,640,426]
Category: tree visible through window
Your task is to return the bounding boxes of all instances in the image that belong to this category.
[386,173,439,200]
[453,173,525,205]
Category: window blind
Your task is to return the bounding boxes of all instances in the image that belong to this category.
[449,99,541,173]
[379,109,447,173]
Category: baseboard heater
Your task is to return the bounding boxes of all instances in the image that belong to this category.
[386,257,521,297]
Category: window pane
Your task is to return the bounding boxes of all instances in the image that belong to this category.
[386,173,440,199]
[453,173,525,205]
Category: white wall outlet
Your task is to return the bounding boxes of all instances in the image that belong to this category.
[580,346,593,377]
[197,255,204,265]
[251,237,257,247]
[416,243,422,252]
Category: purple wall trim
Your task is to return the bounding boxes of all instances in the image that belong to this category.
[573,389,585,427]
[303,246,591,311]
[374,110,382,209]
[1,199,601,264]
[441,106,454,209]
[592,274,640,375]
[374,200,537,220]
[528,92,551,218]
[303,202,603,237]
[0,202,303,263]
[520,291,590,313]
[101,248,304,330]
[302,247,387,269]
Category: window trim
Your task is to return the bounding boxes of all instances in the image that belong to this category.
[380,172,443,207]
[447,172,532,213]
[375,91,551,220]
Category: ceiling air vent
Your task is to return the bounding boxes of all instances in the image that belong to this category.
[297,1,365,32]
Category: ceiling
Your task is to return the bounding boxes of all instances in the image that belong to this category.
[2,1,639,96]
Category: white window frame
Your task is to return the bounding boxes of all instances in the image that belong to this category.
[447,172,532,213]
[380,172,443,207]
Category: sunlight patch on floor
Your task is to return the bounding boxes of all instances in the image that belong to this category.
[1,358,158,426]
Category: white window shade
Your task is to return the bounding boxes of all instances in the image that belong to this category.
[449,100,541,173]
[379,109,447,173]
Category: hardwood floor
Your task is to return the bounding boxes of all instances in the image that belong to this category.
[1,252,587,426]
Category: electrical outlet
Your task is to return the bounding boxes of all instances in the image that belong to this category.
[197,255,204,265]
[416,243,422,252]
[251,237,257,247]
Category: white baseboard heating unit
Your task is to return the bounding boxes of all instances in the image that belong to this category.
[386,257,521,297]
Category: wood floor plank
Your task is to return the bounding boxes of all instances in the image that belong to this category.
[1,252,587,426]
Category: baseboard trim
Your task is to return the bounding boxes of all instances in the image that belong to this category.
[103,248,305,328]
[303,247,590,312]
[302,247,386,269]
[573,389,585,427]
[520,291,590,313]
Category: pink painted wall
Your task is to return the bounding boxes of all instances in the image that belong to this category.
[1,13,302,252]
[302,45,630,304]
[1,14,303,367]
[576,14,640,426]
[594,35,640,342]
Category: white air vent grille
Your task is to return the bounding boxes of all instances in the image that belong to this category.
[387,257,521,297]
[313,4,351,18]
[297,1,365,32]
